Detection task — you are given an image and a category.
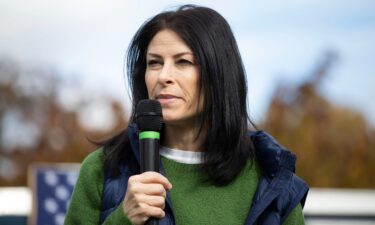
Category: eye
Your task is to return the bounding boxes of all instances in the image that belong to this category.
[147,59,162,68]
[177,59,193,65]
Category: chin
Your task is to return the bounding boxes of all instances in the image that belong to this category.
[161,110,178,121]
[162,115,184,125]
[162,116,179,124]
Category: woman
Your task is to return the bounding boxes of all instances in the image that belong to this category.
[65,5,308,225]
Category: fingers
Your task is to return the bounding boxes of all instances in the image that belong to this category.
[128,182,167,196]
[129,171,172,190]
[132,194,166,208]
[126,203,166,222]
[123,172,171,225]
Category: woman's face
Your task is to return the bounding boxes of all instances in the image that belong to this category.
[145,29,203,126]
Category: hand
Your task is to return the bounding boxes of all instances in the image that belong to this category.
[123,171,172,225]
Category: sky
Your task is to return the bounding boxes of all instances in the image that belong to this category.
[1,0,374,126]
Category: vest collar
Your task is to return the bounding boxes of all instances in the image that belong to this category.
[249,131,296,179]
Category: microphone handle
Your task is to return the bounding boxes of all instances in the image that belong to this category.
[146,219,158,225]
[140,136,160,225]
[140,138,159,172]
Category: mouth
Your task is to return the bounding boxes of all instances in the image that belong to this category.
[155,94,179,104]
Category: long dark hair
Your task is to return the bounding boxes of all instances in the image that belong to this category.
[102,5,255,186]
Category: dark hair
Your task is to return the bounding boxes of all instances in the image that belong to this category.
[102,5,255,186]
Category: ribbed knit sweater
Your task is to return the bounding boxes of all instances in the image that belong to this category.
[64,149,304,225]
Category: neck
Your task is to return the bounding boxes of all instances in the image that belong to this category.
[162,123,206,152]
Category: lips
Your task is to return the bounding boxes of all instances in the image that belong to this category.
[156,94,177,99]
[155,94,179,104]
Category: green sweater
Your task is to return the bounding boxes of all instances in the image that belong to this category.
[64,149,305,225]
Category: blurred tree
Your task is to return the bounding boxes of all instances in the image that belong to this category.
[262,51,375,188]
[0,57,128,186]
[2,51,374,188]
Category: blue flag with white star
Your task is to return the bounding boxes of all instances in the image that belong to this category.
[31,164,80,225]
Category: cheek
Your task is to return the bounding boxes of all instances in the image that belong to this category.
[193,82,204,111]
[145,74,154,96]
[182,82,202,112]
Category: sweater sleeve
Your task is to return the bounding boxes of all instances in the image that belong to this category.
[282,204,305,225]
[64,149,104,224]
[64,149,132,225]
[102,202,133,224]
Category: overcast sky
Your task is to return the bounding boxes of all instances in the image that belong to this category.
[1,0,374,125]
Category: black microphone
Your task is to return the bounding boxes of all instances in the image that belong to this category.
[136,99,163,225]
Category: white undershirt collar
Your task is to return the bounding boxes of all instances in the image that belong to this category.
[159,146,204,164]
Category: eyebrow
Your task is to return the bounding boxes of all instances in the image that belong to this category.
[147,52,194,58]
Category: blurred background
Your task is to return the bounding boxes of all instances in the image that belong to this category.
[0,0,374,224]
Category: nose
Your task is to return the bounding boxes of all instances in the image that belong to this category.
[157,62,174,85]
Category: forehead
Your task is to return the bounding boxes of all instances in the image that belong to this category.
[147,29,193,54]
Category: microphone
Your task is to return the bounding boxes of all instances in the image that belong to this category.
[136,99,163,225]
